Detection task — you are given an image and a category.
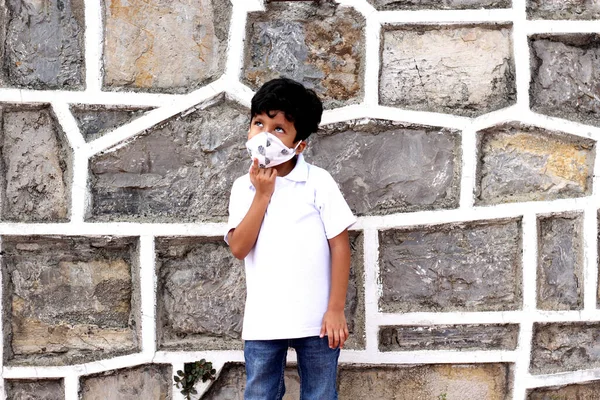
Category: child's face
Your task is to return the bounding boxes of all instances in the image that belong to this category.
[248,110,298,148]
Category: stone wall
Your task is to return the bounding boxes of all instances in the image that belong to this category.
[0,0,598,399]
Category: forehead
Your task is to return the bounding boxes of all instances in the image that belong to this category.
[252,110,293,125]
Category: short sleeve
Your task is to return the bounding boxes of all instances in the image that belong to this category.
[224,175,253,244]
[314,169,357,239]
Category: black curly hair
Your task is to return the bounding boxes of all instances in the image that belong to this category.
[250,77,323,142]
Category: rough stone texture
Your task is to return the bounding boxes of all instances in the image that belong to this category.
[345,232,365,350]
[379,219,522,313]
[89,94,250,222]
[380,24,515,117]
[305,119,460,216]
[537,213,583,311]
[528,381,600,399]
[3,0,84,89]
[102,0,231,93]
[369,0,511,10]
[5,379,64,400]
[156,237,246,351]
[244,1,365,109]
[476,123,595,205]
[531,322,600,374]
[530,35,600,127]
[3,236,139,366]
[1,106,72,222]
[80,364,172,400]
[70,104,154,142]
[338,364,511,400]
[379,324,519,351]
[528,0,600,20]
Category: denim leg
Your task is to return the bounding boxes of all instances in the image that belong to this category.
[244,339,288,400]
[293,336,340,400]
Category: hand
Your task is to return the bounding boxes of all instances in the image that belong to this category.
[249,158,277,199]
[320,309,349,349]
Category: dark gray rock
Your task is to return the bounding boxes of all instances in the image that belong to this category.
[528,0,600,20]
[531,322,600,374]
[345,232,365,350]
[380,25,515,117]
[537,213,583,310]
[1,106,72,222]
[3,235,139,366]
[80,364,172,400]
[156,237,245,350]
[5,379,64,400]
[379,219,522,313]
[244,0,365,109]
[88,94,250,222]
[306,119,460,216]
[379,324,519,351]
[476,123,595,205]
[4,0,84,89]
[530,35,600,127]
[528,381,600,399]
[70,104,154,142]
[368,0,511,10]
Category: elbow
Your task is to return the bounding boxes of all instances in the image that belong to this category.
[229,242,248,260]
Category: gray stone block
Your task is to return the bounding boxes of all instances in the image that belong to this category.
[88,94,250,222]
[476,123,595,205]
[369,0,511,10]
[306,119,460,216]
[5,379,64,400]
[156,237,245,351]
[3,0,84,89]
[244,0,365,109]
[528,0,600,20]
[379,324,519,351]
[338,364,511,400]
[3,236,140,366]
[528,380,600,399]
[379,219,522,313]
[70,104,154,142]
[1,105,72,222]
[80,364,172,400]
[380,24,515,117]
[531,322,600,374]
[537,213,583,310]
[530,35,600,127]
[102,0,231,93]
[346,231,365,350]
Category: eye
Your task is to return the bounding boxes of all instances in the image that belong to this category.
[254,121,263,127]
[274,127,284,133]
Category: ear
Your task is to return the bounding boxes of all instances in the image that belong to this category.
[295,141,307,154]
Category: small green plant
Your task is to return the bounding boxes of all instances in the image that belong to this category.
[174,359,217,400]
[438,393,447,400]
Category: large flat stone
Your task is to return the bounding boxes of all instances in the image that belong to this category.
[3,0,84,89]
[530,35,600,127]
[476,123,594,205]
[102,0,230,93]
[338,364,511,400]
[5,379,64,400]
[345,232,365,350]
[379,324,519,351]
[156,237,245,350]
[244,1,365,109]
[537,213,583,310]
[531,322,600,374]
[3,236,139,366]
[528,381,600,399]
[1,106,71,222]
[380,25,515,116]
[70,104,153,142]
[89,94,250,222]
[80,364,172,400]
[379,219,522,313]
[528,1,600,20]
[369,0,511,10]
[306,119,460,216]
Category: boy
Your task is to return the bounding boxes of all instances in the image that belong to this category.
[225,77,356,400]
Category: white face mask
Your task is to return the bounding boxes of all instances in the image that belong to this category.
[245,132,301,168]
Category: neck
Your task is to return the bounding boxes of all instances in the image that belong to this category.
[273,155,298,177]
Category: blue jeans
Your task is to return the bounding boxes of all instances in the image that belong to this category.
[244,336,340,400]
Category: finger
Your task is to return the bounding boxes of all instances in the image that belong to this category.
[250,158,258,174]
[333,329,340,348]
[344,325,350,339]
[339,328,346,349]
[319,323,326,338]
[327,327,334,348]
[270,168,278,179]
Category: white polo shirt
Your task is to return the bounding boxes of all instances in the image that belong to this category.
[225,154,356,340]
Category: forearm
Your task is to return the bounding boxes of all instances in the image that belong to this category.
[228,193,270,259]
[327,230,351,312]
